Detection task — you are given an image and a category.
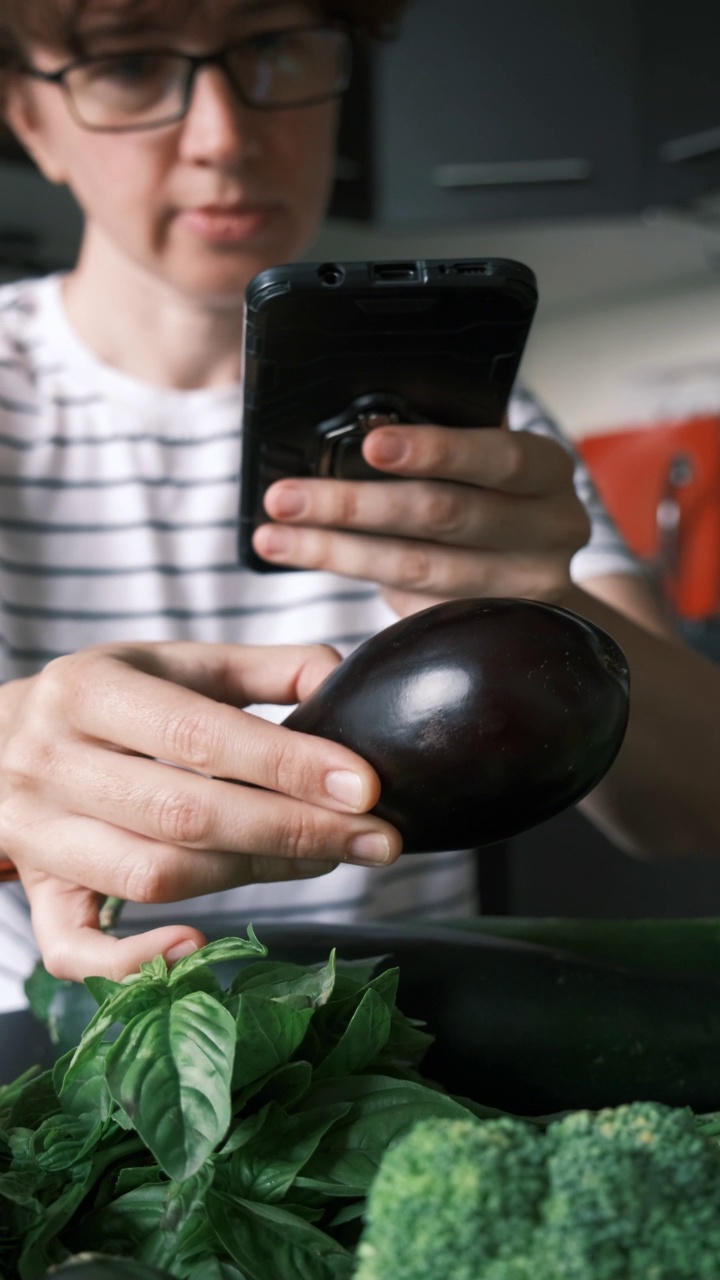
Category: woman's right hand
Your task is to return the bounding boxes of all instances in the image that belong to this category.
[0,640,401,983]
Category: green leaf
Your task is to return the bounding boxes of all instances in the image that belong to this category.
[233,1060,313,1114]
[57,980,167,1095]
[84,975,127,1007]
[229,953,336,1008]
[32,1115,103,1174]
[168,930,267,985]
[3,1071,58,1133]
[313,989,391,1082]
[206,1189,354,1280]
[137,956,169,983]
[59,1041,114,1130]
[299,1074,478,1191]
[24,962,74,1027]
[42,1253,178,1278]
[18,1174,96,1277]
[105,991,236,1181]
[63,1183,167,1259]
[231,994,314,1091]
[220,1101,352,1203]
[185,1261,247,1280]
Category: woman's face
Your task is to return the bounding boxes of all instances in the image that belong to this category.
[6,0,341,302]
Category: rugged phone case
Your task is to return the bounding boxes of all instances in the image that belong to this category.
[238,257,538,572]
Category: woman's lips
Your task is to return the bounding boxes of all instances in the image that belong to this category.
[177,203,281,243]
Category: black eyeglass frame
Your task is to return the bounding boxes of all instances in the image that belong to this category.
[19,22,354,132]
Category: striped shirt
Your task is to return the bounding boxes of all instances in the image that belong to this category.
[0,273,639,1009]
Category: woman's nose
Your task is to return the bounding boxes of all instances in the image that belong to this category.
[177,65,261,165]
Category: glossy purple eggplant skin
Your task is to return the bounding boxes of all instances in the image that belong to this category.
[283,598,630,853]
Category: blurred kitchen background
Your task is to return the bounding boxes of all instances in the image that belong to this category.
[2,0,720,916]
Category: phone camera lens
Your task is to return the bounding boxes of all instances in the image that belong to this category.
[317,263,345,287]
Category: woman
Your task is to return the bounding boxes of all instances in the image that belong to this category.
[0,0,718,1007]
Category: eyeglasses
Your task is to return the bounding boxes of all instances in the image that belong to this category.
[20,23,353,132]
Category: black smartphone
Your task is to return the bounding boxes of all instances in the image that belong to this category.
[238,256,538,572]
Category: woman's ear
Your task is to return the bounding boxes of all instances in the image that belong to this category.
[3,77,68,184]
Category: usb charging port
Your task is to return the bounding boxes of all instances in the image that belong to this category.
[449,261,492,275]
[372,261,421,283]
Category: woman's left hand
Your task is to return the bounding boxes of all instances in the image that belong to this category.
[254,422,591,616]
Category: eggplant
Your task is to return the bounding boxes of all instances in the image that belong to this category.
[284,598,629,852]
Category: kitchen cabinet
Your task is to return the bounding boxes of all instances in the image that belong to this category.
[332,0,720,229]
[331,0,643,226]
[639,0,720,211]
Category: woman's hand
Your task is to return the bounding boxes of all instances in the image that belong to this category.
[254,422,591,616]
[0,641,400,982]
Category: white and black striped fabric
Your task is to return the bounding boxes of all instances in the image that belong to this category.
[0,274,640,1009]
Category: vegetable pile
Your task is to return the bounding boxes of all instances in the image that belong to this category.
[355,1105,720,1279]
[0,929,486,1280]
[4,928,720,1280]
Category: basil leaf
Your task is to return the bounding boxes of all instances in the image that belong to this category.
[229,953,336,1008]
[42,1254,178,1278]
[64,1183,167,1258]
[221,1101,352,1202]
[299,1074,477,1190]
[313,989,392,1082]
[231,994,313,1091]
[185,1260,247,1280]
[233,1059,314,1114]
[105,991,236,1181]
[206,1189,354,1280]
[168,930,266,985]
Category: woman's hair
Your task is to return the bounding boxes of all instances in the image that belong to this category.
[0,0,411,71]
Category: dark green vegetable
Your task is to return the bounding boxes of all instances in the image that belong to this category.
[16,918,720,1118]
[212,921,720,1117]
[353,1103,720,1279]
[0,929,487,1280]
[283,597,630,852]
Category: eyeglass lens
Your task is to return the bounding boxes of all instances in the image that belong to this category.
[63,28,349,128]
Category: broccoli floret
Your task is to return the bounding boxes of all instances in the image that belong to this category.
[352,1101,720,1280]
[352,1115,547,1280]
[540,1102,720,1278]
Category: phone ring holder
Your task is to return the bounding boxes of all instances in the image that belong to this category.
[317,392,425,480]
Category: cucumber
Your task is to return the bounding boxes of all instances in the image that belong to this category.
[231,921,720,1115]
[446,916,720,980]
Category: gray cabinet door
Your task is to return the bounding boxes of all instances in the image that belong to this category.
[332,0,642,226]
[640,0,720,210]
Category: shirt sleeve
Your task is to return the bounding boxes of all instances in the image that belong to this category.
[508,382,646,584]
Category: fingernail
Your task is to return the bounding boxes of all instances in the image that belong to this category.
[165,939,199,964]
[269,485,306,519]
[370,432,407,466]
[325,769,364,809]
[256,526,293,558]
[348,832,393,865]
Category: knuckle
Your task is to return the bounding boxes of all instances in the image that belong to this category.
[333,484,362,526]
[164,711,215,772]
[266,737,316,799]
[500,432,527,482]
[123,856,177,904]
[527,556,573,602]
[423,486,464,537]
[152,789,212,846]
[277,808,327,862]
[393,544,435,592]
[0,727,56,789]
[551,497,592,552]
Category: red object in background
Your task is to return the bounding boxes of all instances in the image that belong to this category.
[578,415,720,621]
